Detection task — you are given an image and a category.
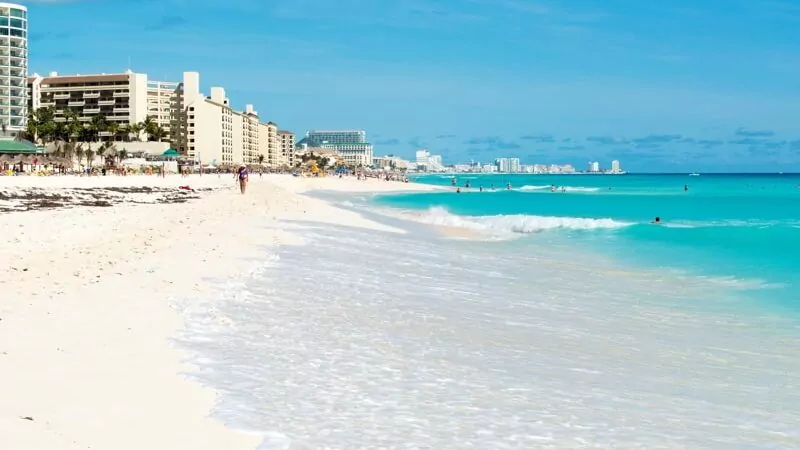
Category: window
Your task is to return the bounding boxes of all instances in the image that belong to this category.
[9,18,23,28]
[10,9,24,18]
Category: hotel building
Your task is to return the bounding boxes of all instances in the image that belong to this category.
[26,68,287,165]
[278,130,295,167]
[171,71,284,166]
[28,70,148,129]
[27,70,179,140]
[0,2,27,134]
[146,79,179,135]
[414,149,446,172]
[301,129,373,166]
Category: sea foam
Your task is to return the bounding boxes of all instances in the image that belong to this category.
[177,221,800,449]
[406,206,632,234]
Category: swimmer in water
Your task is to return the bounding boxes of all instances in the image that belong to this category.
[456,187,461,193]
[652,216,661,224]
[507,183,512,190]
[684,184,688,192]
[479,185,483,192]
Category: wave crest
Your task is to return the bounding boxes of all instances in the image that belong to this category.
[519,185,600,192]
[411,207,632,234]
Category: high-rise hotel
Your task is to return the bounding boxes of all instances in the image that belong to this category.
[299,130,373,166]
[0,2,27,134]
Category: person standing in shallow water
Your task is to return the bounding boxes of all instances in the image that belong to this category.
[237,165,249,194]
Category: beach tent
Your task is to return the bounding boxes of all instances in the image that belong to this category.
[0,138,42,155]
[162,148,180,158]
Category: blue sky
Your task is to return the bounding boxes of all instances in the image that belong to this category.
[27,0,800,172]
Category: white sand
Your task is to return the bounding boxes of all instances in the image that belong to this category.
[0,174,430,449]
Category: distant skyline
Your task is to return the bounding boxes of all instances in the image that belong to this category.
[26,0,800,172]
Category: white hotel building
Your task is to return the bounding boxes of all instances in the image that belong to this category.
[27,69,293,166]
[300,129,373,166]
[173,72,283,166]
[28,70,150,128]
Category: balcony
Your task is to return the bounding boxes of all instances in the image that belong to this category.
[39,101,55,107]
[83,92,100,98]
[84,107,100,114]
[113,107,130,114]
[68,100,85,107]
[9,52,24,60]
[112,91,128,97]
[98,99,115,106]
[0,41,25,48]
[54,93,70,99]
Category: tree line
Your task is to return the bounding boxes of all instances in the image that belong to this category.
[22,106,171,166]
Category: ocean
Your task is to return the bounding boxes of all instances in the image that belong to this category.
[179,174,800,449]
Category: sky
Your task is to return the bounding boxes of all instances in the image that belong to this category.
[25,0,800,172]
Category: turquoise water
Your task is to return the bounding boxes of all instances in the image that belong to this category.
[180,177,800,447]
[376,174,800,311]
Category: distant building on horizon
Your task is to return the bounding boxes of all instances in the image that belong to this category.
[414,149,445,172]
[611,160,621,173]
[299,129,373,166]
[495,157,521,173]
[588,161,600,172]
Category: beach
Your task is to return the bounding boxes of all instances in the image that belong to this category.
[3,173,800,448]
[0,174,435,449]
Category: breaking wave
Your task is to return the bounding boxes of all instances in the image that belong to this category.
[407,207,632,234]
[518,185,601,192]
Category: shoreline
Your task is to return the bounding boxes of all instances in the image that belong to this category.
[0,174,432,449]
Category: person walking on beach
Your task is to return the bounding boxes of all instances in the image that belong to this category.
[237,165,249,194]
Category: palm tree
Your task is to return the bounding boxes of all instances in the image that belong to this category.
[141,115,158,141]
[106,121,120,142]
[74,143,85,167]
[127,122,142,142]
[64,109,84,161]
[117,148,128,162]
[89,114,108,143]
[25,111,38,143]
[151,124,168,142]
[30,107,58,147]
[85,147,96,168]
